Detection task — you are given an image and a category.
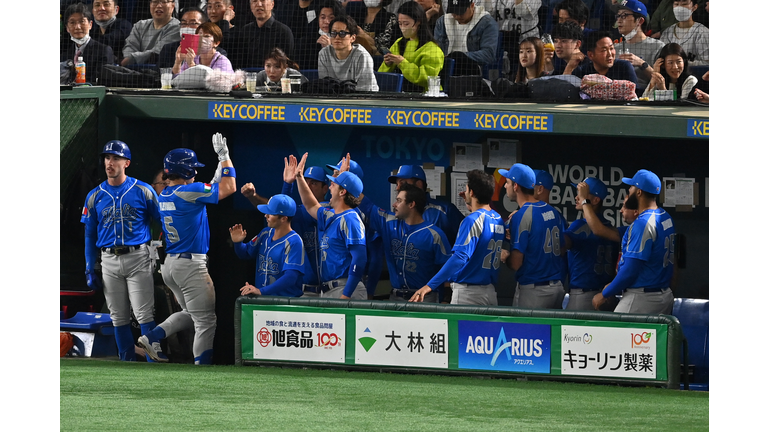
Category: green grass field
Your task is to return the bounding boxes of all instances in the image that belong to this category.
[60,358,708,431]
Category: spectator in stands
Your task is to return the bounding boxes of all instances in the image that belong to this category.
[415,0,443,33]
[347,0,401,57]
[173,21,234,75]
[480,0,540,75]
[642,43,697,100]
[318,15,380,91]
[89,0,133,64]
[549,20,583,75]
[553,0,592,37]
[61,2,115,83]
[157,7,212,69]
[121,0,180,65]
[207,0,236,30]
[649,0,707,38]
[255,47,309,88]
[225,0,295,69]
[316,0,344,50]
[277,0,326,69]
[513,36,546,83]
[571,31,637,84]
[612,0,663,92]
[433,0,499,76]
[378,1,444,92]
[659,0,708,66]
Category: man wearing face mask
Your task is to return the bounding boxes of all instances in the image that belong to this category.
[591,169,676,315]
[649,0,707,38]
[121,0,181,66]
[89,0,133,64]
[61,2,115,84]
[611,0,663,92]
[659,0,708,66]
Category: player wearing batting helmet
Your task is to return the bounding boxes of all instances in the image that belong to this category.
[81,140,161,361]
[138,133,237,365]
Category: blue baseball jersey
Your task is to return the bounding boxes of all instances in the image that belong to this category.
[509,201,566,285]
[158,182,219,254]
[361,201,452,290]
[425,193,464,245]
[565,216,619,290]
[316,207,367,282]
[234,228,305,296]
[81,177,160,248]
[450,208,505,285]
[618,208,675,289]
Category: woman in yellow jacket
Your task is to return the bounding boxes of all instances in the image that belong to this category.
[378,1,444,93]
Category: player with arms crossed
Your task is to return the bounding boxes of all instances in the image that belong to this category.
[82,140,161,361]
[410,169,504,305]
[500,163,566,309]
[292,153,368,299]
[356,182,452,302]
[229,194,305,297]
[138,133,237,365]
[592,169,675,314]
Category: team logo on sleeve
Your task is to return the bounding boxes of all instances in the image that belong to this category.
[82,207,88,217]
[204,184,212,193]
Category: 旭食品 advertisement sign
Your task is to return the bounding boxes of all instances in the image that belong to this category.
[250,311,346,363]
[560,325,658,379]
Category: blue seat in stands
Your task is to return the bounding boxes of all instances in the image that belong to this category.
[374,72,404,92]
[672,298,709,390]
[302,69,319,81]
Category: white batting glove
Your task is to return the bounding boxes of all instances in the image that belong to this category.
[212,132,230,162]
[210,161,222,184]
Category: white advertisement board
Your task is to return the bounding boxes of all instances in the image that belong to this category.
[355,315,448,369]
[560,325,658,379]
[251,311,346,363]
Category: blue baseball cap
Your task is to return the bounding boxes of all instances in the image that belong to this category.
[622,169,661,194]
[611,0,648,19]
[327,159,364,179]
[388,165,427,184]
[327,171,363,198]
[533,170,554,190]
[257,194,297,217]
[304,166,328,183]
[499,163,536,189]
[571,177,608,200]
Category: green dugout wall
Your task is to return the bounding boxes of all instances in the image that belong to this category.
[60,87,708,366]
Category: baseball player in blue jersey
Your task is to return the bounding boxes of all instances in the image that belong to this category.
[81,140,161,362]
[592,169,676,314]
[389,164,464,245]
[532,169,554,204]
[357,183,452,302]
[292,153,368,299]
[410,169,504,305]
[563,177,620,311]
[577,182,639,245]
[501,163,566,309]
[138,133,237,365]
[229,194,305,297]
[327,157,384,300]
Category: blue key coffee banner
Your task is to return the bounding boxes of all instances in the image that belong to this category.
[208,101,554,132]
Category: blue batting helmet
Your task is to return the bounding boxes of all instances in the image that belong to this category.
[163,148,205,180]
[101,140,131,160]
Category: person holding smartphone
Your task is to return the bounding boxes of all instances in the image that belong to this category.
[378,1,443,92]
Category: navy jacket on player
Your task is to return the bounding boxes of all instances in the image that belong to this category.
[565,215,620,290]
[358,197,452,290]
[233,227,305,297]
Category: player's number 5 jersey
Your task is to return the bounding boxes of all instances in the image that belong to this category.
[159,183,219,254]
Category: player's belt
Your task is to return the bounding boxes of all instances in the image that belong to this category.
[641,287,668,293]
[167,253,207,260]
[391,289,419,300]
[101,245,142,256]
[320,279,345,291]
[302,284,328,294]
[533,280,561,287]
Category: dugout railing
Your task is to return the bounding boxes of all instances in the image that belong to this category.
[234,296,683,389]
